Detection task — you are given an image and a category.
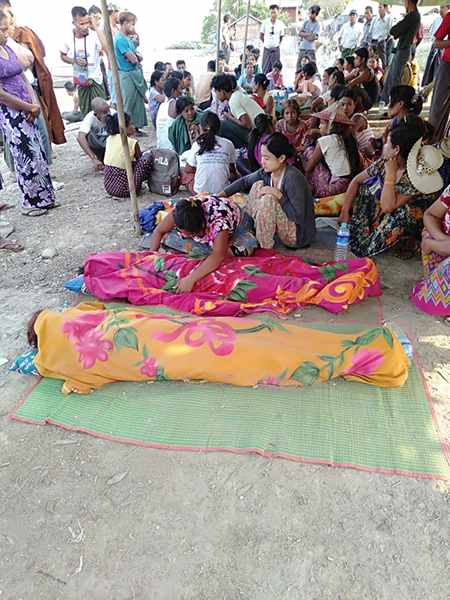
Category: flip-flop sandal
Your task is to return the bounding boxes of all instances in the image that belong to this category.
[47,202,62,210]
[22,208,48,217]
[393,240,420,260]
[0,203,14,211]
[0,240,24,252]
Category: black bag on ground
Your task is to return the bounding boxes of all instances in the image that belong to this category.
[148,149,180,196]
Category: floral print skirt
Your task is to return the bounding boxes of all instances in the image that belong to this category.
[0,104,55,210]
[303,146,350,199]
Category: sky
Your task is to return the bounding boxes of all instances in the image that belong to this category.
[13,0,213,70]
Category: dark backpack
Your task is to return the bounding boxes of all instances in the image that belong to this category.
[148,149,180,196]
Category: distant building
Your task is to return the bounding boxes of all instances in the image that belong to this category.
[229,15,262,47]
[279,1,301,23]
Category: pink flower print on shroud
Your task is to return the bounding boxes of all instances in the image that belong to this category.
[151,319,236,356]
[140,357,158,377]
[74,329,113,370]
[262,375,280,386]
[344,348,384,376]
[60,312,108,342]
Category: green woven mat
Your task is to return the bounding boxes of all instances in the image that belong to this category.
[10,318,450,479]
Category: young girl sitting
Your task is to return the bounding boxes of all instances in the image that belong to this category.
[150,196,258,292]
[220,133,316,250]
[237,62,255,93]
[299,102,359,198]
[295,62,321,98]
[276,98,306,150]
[368,56,383,82]
[237,113,276,175]
[344,55,356,78]
[148,70,165,128]
[182,112,237,195]
[168,96,203,155]
[251,73,275,116]
[267,60,284,90]
[339,88,375,160]
[180,70,194,100]
[103,113,152,198]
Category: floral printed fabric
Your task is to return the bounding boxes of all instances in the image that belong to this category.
[194,196,242,247]
[83,249,382,316]
[34,302,411,394]
[350,158,438,258]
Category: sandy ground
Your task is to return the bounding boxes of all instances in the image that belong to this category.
[1,78,450,599]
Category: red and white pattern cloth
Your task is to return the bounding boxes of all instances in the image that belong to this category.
[104,153,152,198]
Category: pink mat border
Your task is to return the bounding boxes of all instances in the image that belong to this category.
[8,315,450,480]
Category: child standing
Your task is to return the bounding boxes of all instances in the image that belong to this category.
[103,113,152,198]
[182,112,237,194]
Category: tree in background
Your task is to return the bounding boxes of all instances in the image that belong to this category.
[201,0,292,44]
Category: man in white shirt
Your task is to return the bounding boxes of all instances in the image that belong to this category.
[422,4,449,86]
[211,74,264,148]
[338,10,362,58]
[260,4,285,74]
[77,98,115,171]
[370,3,393,68]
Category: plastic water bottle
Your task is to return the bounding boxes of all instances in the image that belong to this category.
[384,322,413,359]
[334,223,350,261]
[379,100,386,111]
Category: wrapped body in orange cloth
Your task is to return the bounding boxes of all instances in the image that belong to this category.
[31,303,410,395]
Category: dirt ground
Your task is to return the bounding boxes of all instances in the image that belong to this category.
[1,80,450,599]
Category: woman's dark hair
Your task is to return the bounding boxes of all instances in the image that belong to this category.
[248,114,274,171]
[338,87,356,102]
[197,112,221,155]
[150,70,164,88]
[389,85,423,115]
[250,47,260,60]
[163,77,180,98]
[344,55,355,68]
[273,60,283,70]
[254,73,270,90]
[261,132,295,161]
[154,60,165,71]
[390,117,434,160]
[355,47,369,64]
[173,198,206,234]
[181,70,192,80]
[329,122,360,180]
[335,57,345,67]
[105,112,131,135]
[211,73,236,93]
[175,95,194,115]
[330,70,345,85]
[302,62,317,77]
[27,310,43,348]
[330,84,346,101]
[324,67,335,77]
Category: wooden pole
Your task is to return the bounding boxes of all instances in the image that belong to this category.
[100,0,142,237]
[241,0,251,77]
[215,0,222,113]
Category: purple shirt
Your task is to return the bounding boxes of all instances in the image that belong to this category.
[0,45,31,103]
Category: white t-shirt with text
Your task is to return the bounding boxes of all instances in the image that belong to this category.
[60,30,103,85]
[187,135,236,194]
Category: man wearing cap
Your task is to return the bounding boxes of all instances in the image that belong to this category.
[260,4,285,74]
[338,10,363,58]
[60,6,108,117]
[370,4,392,69]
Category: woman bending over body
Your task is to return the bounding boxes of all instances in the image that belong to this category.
[150,196,257,292]
[299,102,359,198]
[181,112,237,195]
[339,118,442,258]
[411,188,450,322]
[103,112,152,198]
[220,132,316,250]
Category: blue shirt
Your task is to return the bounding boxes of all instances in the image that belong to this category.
[114,32,138,71]
[300,19,321,51]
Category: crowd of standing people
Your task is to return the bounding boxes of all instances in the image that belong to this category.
[0,1,449,321]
